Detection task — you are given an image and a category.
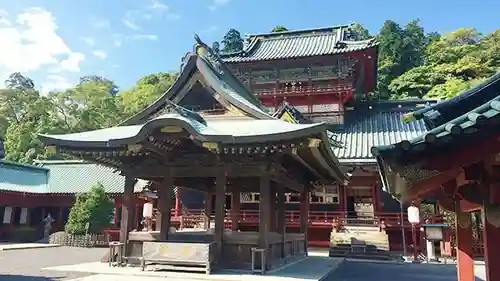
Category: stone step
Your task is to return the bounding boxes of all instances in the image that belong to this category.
[343,226,381,233]
[329,246,403,262]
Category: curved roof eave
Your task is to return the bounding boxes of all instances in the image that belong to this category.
[39,116,331,149]
[120,55,199,126]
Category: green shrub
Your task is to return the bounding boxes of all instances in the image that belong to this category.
[65,183,114,235]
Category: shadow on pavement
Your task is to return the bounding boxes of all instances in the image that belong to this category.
[326,261,485,281]
[0,274,65,281]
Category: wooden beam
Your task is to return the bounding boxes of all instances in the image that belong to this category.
[214,169,226,261]
[157,176,174,240]
[120,177,136,254]
[300,190,310,249]
[203,192,212,230]
[231,186,240,231]
[276,184,286,258]
[424,134,500,171]
[124,164,267,178]
[259,174,271,253]
[271,170,304,193]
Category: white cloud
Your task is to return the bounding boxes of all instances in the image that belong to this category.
[59,52,85,72]
[0,7,85,86]
[94,19,110,29]
[130,34,158,41]
[41,74,73,92]
[92,50,107,59]
[149,0,168,10]
[208,0,231,11]
[123,18,140,31]
[79,36,95,46]
[0,10,10,26]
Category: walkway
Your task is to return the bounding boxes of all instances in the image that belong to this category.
[43,254,343,281]
[324,260,486,281]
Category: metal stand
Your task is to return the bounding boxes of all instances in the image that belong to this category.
[108,241,125,267]
[251,248,267,275]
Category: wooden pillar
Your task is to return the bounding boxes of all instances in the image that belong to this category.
[342,185,348,217]
[134,203,140,230]
[270,185,277,232]
[372,182,380,213]
[203,192,212,230]
[277,185,286,258]
[231,187,240,231]
[300,189,310,254]
[119,177,136,249]
[482,202,500,281]
[157,176,174,241]
[455,200,475,281]
[214,171,227,261]
[259,175,271,250]
[174,188,181,217]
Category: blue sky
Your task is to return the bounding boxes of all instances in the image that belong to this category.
[0,0,498,92]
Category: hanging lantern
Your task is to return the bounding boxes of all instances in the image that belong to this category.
[143,202,154,218]
[407,205,420,224]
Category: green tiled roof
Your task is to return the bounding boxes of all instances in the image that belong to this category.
[334,101,430,163]
[221,25,377,63]
[0,160,148,194]
[372,73,500,199]
[0,160,48,193]
[272,100,431,164]
[37,160,148,194]
[40,113,330,148]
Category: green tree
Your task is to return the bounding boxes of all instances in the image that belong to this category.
[118,72,177,116]
[376,20,405,98]
[1,73,65,163]
[348,23,371,40]
[65,183,114,235]
[271,26,288,33]
[221,29,244,53]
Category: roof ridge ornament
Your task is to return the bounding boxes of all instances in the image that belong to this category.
[193,34,224,76]
[164,99,207,126]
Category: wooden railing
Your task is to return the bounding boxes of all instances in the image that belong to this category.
[254,85,353,97]
[163,209,444,229]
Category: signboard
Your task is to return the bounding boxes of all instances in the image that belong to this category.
[425,227,444,241]
[142,242,211,263]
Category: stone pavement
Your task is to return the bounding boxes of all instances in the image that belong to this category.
[324,260,486,281]
[43,254,344,281]
[0,246,106,280]
[0,242,61,251]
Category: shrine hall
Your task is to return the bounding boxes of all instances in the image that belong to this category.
[372,71,500,281]
[38,36,347,272]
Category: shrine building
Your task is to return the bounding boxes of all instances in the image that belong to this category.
[38,36,346,271]
[372,71,500,281]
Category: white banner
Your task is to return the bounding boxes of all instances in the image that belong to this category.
[19,208,28,224]
[3,206,12,224]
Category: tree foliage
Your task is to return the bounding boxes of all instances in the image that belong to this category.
[65,183,114,235]
[271,26,288,33]
[221,28,244,53]
[0,71,177,163]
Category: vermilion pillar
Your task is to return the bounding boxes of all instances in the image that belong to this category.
[455,200,475,281]
[482,203,500,281]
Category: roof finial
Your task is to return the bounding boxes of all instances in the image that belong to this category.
[164,99,207,126]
